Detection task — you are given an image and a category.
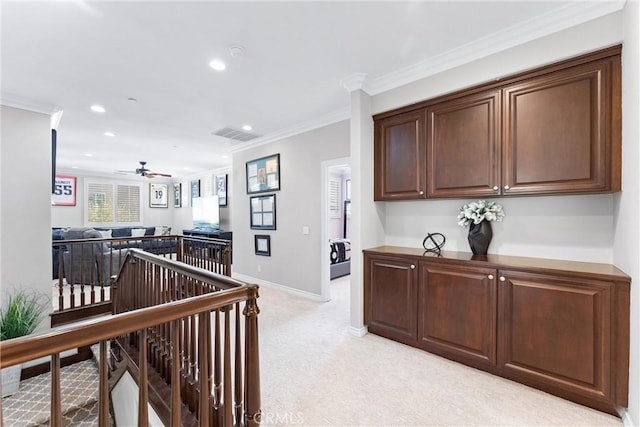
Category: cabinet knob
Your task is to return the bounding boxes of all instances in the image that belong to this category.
[503,185,510,191]
[410,264,416,269]
[499,276,506,282]
[492,186,499,191]
[488,274,494,280]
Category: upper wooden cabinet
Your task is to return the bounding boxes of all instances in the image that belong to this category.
[426,89,501,198]
[502,56,621,195]
[373,45,621,200]
[374,109,426,200]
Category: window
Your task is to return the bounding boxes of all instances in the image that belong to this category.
[329,179,341,218]
[86,181,142,225]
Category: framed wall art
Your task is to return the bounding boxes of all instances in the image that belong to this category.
[190,179,200,205]
[216,174,228,206]
[250,194,276,230]
[246,153,280,194]
[174,183,182,208]
[52,174,77,206]
[149,183,168,208]
[254,234,271,256]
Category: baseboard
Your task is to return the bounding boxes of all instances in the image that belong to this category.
[349,326,368,337]
[621,408,636,427]
[232,272,324,301]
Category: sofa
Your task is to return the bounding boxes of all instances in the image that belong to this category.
[61,227,129,286]
[52,226,177,281]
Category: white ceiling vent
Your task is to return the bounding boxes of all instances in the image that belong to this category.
[213,126,260,142]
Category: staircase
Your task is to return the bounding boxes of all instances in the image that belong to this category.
[2,358,109,426]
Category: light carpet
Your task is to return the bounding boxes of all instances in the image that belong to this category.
[258,276,622,427]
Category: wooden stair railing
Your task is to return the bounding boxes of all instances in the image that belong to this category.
[51,235,232,327]
[112,249,257,426]
[1,249,260,427]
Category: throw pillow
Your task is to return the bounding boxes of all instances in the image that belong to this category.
[98,229,112,239]
[131,228,146,238]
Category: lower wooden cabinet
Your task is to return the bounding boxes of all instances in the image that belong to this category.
[363,248,630,416]
[498,270,622,412]
[418,262,497,369]
[364,254,418,345]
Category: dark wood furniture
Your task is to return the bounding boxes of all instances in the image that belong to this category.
[363,246,630,416]
[374,45,621,200]
[182,228,232,240]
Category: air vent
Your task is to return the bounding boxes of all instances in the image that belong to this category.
[212,126,260,142]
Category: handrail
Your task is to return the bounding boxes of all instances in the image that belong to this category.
[0,285,255,368]
[2,259,261,427]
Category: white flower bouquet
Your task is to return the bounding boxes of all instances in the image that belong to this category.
[457,200,505,227]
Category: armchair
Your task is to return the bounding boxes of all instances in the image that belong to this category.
[62,228,129,286]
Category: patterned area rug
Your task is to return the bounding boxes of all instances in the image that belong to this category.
[2,360,103,426]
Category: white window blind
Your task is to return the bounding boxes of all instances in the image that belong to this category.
[116,185,141,223]
[87,183,114,223]
[86,181,142,225]
[329,179,341,218]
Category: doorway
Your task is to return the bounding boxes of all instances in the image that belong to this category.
[320,158,351,302]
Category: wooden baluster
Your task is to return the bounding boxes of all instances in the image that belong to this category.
[223,307,232,425]
[69,246,76,308]
[139,328,149,427]
[99,340,109,427]
[171,319,182,427]
[244,288,261,427]
[234,302,243,426]
[213,309,222,423]
[51,353,62,427]
[198,312,210,426]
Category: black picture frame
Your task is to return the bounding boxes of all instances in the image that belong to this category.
[254,234,271,256]
[250,194,276,230]
[190,179,200,205]
[246,153,280,194]
[149,183,169,208]
[174,183,182,208]
[216,174,228,206]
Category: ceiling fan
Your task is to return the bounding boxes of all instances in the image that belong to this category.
[118,161,172,178]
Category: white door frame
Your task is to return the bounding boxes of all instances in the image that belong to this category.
[320,157,351,302]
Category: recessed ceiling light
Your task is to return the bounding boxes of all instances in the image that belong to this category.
[104,132,115,137]
[71,166,79,169]
[242,124,253,131]
[85,153,93,157]
[127,97,138,104]
[222,155,229,159]
[209,59,226,71]
[229,45,245,58]
[90,105,105,113]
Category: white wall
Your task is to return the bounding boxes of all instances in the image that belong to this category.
[51,171,175,229]
[370,12,623,265]
[615,2,640,426]
[1,105,53,333]
[52,167,233,235]
[231,121,350,296]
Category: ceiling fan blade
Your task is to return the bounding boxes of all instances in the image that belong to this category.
[146,172,172,178]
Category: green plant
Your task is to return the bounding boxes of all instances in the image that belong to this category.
[0,290,46,341]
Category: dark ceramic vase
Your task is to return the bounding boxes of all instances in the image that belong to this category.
[468,220,492,255]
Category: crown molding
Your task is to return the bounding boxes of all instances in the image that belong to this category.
[364,0,626,95]
[0,92,61,115]
[230,107,350,153]
[341,73,374,94]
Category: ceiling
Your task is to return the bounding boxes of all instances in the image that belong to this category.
[1,1,624,179]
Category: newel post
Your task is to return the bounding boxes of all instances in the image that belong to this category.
[244,286,261,426]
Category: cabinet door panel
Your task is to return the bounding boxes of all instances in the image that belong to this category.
[427,90,501,198]
[365,255,418,344]
[503,59,613,195]
[419,262,497,367]
[374,110,426,200]
[498,271,611,400]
